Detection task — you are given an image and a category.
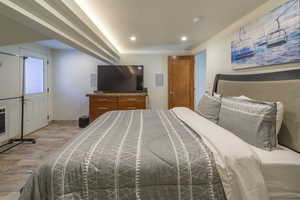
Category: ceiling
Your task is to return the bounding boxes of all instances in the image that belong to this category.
[0,14,48,46]
[75,0,269,54]
[36,40,74,50]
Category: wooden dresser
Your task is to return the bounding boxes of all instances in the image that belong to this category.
[87,92,147,122]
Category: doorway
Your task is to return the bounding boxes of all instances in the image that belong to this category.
[23,55,48,135]
[168,56,194,110]
[194,51,206,112]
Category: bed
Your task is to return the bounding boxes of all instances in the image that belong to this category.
[252,145,300,200]
[214,69,300,200]
[19,69,300,200]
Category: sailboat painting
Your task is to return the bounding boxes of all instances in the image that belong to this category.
[231,0,300,69]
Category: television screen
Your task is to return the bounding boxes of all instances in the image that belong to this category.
[97,65,144,92]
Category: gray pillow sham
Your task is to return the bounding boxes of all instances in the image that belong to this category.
[198,92,221,123]
[236,95,284,136]
[218,97,277,151]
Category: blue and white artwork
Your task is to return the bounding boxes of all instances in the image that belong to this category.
[231,0,300,69]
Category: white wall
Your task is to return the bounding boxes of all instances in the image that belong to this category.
[119,54,169,110]
[192,0,300,92]
[52,50,106,120]
[51,52,169,120]
[0,43,53,142]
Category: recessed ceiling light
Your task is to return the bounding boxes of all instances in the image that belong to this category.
[181,36,188,42]
[130,36,136,41]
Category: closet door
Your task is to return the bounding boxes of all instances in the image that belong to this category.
[168,56,194,110]
[23,56,48,135]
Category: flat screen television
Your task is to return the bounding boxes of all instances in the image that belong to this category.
[97,65,144,92]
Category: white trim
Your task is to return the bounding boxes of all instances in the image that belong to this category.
[0,0,118,63]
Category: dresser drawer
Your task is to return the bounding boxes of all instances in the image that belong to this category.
[119,104,145,110]
[90,98,118,121]
[88,94,147,122]
[119,96,145,103]
[90,96,118,104]
[118,96,146,110]
[91,100,117,108]
[91,102,117,112]
[90,106,116,121]
[119,101,145,108]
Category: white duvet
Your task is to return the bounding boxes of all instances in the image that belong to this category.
[172,107,270,200]
[252,145,300,200]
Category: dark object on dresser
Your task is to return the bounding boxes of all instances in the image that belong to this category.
[87,92,147,122]
[78,115,89,128]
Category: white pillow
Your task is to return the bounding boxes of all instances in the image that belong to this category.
[237,95,284,135]
[275,102,284,135]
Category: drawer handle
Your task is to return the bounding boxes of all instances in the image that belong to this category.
[126,107,137,109]
[96,99,109,102]
[97,107,108,109]
[125,98,137,101]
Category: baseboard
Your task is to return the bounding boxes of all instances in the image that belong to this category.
[0,121,78,145]
[51,120,77,126]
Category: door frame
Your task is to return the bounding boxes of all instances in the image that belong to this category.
[194,50,207,110]
[168,55,195,110]
[20,47,49,134]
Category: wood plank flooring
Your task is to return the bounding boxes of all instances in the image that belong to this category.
[0,121,81,198]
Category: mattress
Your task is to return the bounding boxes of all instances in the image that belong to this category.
[19,110,227,200]
[174,107,300,200]
[19,108,271,200]
[173,107,269,200]
[252,145,300,200]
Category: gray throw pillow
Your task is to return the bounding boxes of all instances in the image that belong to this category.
[236,95,284,136]
[218,97,277,151]
[198,92,221,123]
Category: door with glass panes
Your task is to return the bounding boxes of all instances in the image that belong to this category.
[23,56,48,135]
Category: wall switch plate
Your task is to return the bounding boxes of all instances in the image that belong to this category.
[155,73,164,87]
[90,73,97,88]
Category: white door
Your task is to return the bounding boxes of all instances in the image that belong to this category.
[23,56,48,135]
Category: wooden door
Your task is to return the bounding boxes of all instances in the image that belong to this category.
[168,56,194,110]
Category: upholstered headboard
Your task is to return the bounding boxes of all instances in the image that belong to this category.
[213,69,300,153]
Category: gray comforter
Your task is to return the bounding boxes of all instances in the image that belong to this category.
[19,110,226,200]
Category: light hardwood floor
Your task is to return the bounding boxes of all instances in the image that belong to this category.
[0,121,81,199]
